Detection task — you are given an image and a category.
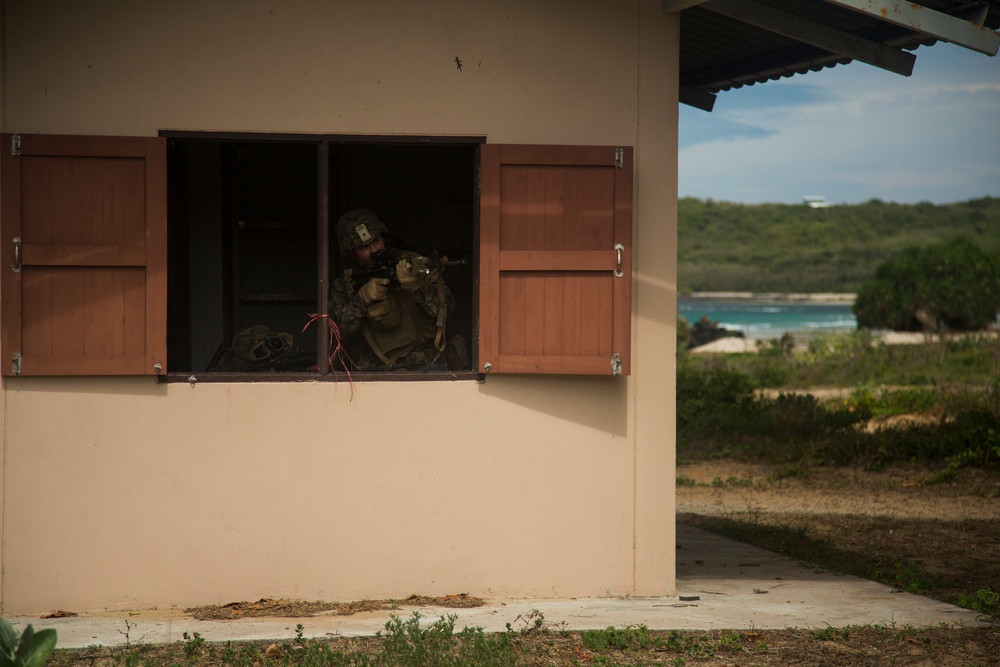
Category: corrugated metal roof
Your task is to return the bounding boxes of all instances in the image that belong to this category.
[676,0,1000,110]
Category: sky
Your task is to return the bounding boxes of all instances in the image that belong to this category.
[678,41,1000,205]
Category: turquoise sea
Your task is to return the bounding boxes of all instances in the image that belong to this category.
[679,297,857,340]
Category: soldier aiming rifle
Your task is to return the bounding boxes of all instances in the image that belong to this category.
[328,208,468,372]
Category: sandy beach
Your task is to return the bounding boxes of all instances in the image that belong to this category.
[689,330,997,354]
[687,291,856,304]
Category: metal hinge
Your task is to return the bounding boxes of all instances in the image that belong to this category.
[11,135,21,157]
[12,352,22,375]
[611,352,622,376]
[614,147,623,169]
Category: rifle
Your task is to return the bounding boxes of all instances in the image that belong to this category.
[267,349,319,372]
[349,248,467,286]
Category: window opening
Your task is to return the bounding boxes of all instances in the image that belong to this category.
[166,135,479,378]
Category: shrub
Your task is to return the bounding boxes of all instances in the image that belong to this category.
[0,618,57,667]
[853,238,1000,332]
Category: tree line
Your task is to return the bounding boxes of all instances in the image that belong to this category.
[678,196,1000,294]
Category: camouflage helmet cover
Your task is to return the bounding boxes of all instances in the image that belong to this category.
[230,325,293,371]
[335,208,388,255]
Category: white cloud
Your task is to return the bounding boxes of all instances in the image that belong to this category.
[679,42,1000,204]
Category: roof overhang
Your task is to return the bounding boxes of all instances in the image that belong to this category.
[666,0,1000,111]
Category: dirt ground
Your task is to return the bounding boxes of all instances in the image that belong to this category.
[672,460,1000,665]
[677,461,1000,599]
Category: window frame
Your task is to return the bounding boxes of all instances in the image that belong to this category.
[162,131,484,383]
[1,132,632,380]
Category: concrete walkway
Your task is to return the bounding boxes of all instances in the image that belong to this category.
[11,524,987,649]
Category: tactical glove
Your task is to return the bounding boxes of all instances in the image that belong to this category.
[358,277,390,305]
[395,258,422,291]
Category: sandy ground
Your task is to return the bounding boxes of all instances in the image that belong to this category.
[690,330,997,354]
[676,460,1000,522]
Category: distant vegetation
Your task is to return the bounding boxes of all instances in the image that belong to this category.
[678,330,1000,475]
[678,196,1000,293]
[854,237,1000,333]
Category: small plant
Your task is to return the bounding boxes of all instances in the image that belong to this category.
[0,618,57,667]
[507,609,546,635]
[293,623,306,646]
[958,588,1000,622]
[116,619,143,649]
[890,561,929,594]
[181,631,204,659]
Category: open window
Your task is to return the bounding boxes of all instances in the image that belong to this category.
[165,135,479,377]
[2,133,631,378]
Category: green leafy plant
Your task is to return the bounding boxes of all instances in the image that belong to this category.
[294,623,306,647]
[181,631,204,659]
[889,561,929,594]
[957,588,1000,622]
[0,618,57,667]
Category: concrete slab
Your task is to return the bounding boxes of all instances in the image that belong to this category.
[9,524,986,649]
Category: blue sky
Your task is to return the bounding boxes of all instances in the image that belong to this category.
[678,42,1000,205]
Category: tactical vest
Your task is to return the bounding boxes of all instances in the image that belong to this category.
[362,288,438,366]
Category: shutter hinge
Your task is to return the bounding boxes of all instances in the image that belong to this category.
[611,352,622,376]
[614,147,623,169]
[11,135,21,157]
[12,352,22,376]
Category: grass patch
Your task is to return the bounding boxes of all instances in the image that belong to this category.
[47,620,1000,667]
[677,341,1000,474]
[681,330,1000,389]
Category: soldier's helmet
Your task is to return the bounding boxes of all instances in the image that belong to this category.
[335,208,388,255]
[230,325,293,371]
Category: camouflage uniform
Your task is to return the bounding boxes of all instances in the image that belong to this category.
[329,209,462,371]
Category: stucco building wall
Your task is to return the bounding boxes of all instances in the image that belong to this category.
[0,0,678,614]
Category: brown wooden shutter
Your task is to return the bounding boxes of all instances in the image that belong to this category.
[1,134,167,376]
[479,144,632,375]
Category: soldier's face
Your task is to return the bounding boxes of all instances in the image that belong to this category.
[352,236,385,267]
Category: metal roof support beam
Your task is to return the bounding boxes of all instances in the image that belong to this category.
[679,84,717,111]
[662,0,711,12]
[700,0,916,76]
[824,0,1000,55]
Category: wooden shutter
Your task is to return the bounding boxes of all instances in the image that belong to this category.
[479,144,632,375]
[1,134,167,376]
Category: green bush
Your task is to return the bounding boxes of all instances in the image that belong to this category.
[853,238,1000,332]
[679,354,999,472]
[677,365,870,463]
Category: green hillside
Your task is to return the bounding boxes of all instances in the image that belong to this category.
[678,196,1000,294]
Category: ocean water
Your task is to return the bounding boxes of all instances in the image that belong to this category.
[679,297,857,340]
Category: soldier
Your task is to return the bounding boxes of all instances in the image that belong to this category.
[329,208,467,371]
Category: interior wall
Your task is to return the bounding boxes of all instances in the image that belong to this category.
[0,0,679,614]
